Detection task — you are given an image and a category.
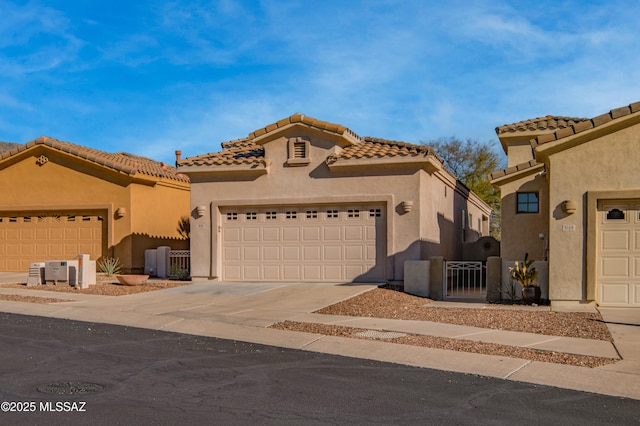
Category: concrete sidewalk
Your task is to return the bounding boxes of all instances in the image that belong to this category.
[0,278,638,400]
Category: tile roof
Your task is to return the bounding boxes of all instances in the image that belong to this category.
[179,114,440,168]
[491,100,640,180]
[0,136,189,183]
[489,160,540,181]
[531,101,640,148]
[178,141,267,167]
[495,115,590,136]
[247,113,361,141]
[326,137,440,164]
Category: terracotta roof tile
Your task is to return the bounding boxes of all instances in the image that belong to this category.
[2,136,189,182]
[178,141,267,167]
[246,113,362,142]
[531,101,640,148]
[490,160,539,181]
[496,115,589,135]
[179,117,441,169]
[326,137,440,164]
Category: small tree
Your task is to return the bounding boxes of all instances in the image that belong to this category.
[421,137,505,239]
[177,216,190,239]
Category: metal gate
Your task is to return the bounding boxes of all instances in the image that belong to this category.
[444,261,486,300]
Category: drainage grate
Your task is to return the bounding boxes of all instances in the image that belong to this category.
[355,330,407,339]
[37,382,105,395]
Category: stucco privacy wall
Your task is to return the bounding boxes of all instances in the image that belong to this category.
[183,116,491,282]
[0,141,190,272]
[541,118,640,301]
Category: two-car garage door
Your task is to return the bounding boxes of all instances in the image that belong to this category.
[597,201,640,306]
[221,204,386,282]
[0,212,104,272]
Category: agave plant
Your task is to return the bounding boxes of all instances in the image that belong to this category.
[97,257,122,276]
[508,253,539,287]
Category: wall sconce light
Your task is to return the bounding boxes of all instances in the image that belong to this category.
[195,205,207,218]
[115,207,127,218]
[401,201,414,214]
[562,200,577,215]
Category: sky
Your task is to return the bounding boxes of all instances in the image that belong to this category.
[2,0,640,164]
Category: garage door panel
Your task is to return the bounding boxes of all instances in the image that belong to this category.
[244,265,261,280]
[303,265,322,280]
[323,227,341,240]
[243,246,260,261]
[303,246,321,261]
[283,227,300,241]
[324,245,342,260]
[263,265,280,280]
[601,230,629,250]
[601,257,628,277]
[283,265,301,280]
[303,227,321,241]
[263,228,280,242]
[600,283,629,304]
[224,246,241,261]
[344,245,363,260]
[283,246,300,260]
[221,204,385,282]
[243,228,260,242]
[223,228,241,242]
[598,201,640,306]
[263,247,280,261]
[224,265,241,280]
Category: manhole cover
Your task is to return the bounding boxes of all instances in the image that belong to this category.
[355,330,407,339]
[37,382,105,395]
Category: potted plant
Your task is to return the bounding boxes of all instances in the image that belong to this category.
[508,254,540,305]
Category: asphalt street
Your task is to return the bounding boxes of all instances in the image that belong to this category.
[0,313,638,425]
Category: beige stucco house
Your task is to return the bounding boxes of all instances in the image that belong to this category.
[491,101,640,307]
[0,136,190,273]
[178,114,491,283]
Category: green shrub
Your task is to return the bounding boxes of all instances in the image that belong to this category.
[169,264,190,280]
[97,257,122,276]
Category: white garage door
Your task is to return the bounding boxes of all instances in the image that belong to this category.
[0,212,104,272]
[221,204,386,282]
[597,201,640,306]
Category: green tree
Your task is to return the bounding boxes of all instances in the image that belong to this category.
[421,137,505,239]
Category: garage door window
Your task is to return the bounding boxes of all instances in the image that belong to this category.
[606,208,625,220]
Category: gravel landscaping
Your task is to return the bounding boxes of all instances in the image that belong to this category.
[0,275,190,298]
[270,287,618,368]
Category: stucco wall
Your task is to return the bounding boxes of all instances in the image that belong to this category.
[187,128,490,281]
[498,169,549,262]
[0,147,190,272]
[545,121,640,301]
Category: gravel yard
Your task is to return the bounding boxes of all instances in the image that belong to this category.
[270,287,618,368]
[0,274,190,301]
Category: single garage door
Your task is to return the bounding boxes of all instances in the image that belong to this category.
[0,212,105,272]
[597,201,640,306]
[221,204,386,282]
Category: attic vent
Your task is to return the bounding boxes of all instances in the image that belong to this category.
[293,141,306,158]
[287,137,310,166]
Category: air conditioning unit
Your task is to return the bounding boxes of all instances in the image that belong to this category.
[27,262,46,286]
[45,260,78,286]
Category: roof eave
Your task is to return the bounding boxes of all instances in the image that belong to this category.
[327,156,442,174]
[490,162,544,186]
[177,163,269,175]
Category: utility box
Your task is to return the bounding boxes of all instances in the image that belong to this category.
[27,262,46,286]
[45,260,78,286]
[76,254,96,289]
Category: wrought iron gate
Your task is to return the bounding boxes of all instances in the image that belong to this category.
[444,261,486,300]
